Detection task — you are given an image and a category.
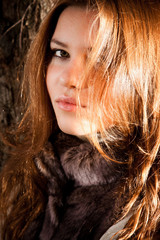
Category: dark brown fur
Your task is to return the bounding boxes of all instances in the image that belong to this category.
[23,132,127,240]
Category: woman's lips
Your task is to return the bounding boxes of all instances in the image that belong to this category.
[55,96,86,112]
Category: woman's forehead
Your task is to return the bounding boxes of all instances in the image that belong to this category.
[51,6,98,49]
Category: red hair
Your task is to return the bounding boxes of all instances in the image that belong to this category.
[1,0,160,239]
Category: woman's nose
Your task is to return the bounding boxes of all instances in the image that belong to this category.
[60,56,86,89]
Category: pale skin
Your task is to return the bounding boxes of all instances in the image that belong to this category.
[46,6,98,136]
[46,6,113,137]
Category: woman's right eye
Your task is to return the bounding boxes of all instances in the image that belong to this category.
[51,49,70,59]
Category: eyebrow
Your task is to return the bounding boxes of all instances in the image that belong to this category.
[50,38,92,52]
[50,38,68,48]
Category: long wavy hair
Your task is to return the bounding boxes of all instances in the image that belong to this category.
[1,0,160,239]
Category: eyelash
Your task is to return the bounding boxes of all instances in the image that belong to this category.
[50,48,70,59]
[50,48,103,67]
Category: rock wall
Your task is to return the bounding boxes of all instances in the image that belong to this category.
[0,0,55,168]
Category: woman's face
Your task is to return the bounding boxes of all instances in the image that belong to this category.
[46,6,97,136]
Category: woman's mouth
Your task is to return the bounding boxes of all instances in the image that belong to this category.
[55,96,86,112]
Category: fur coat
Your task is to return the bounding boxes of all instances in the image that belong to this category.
[22,131,130,240]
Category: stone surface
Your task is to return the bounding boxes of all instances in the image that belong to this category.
[0,0,55,168]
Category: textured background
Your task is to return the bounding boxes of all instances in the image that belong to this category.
[0,0,55,168]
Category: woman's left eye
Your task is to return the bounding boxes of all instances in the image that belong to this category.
[51,49,70,59]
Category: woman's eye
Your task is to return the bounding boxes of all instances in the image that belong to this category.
[51,49,70,58]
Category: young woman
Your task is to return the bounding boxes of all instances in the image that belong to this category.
[0,0,160,239]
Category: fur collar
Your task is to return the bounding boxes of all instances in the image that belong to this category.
[23,131,127,240]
